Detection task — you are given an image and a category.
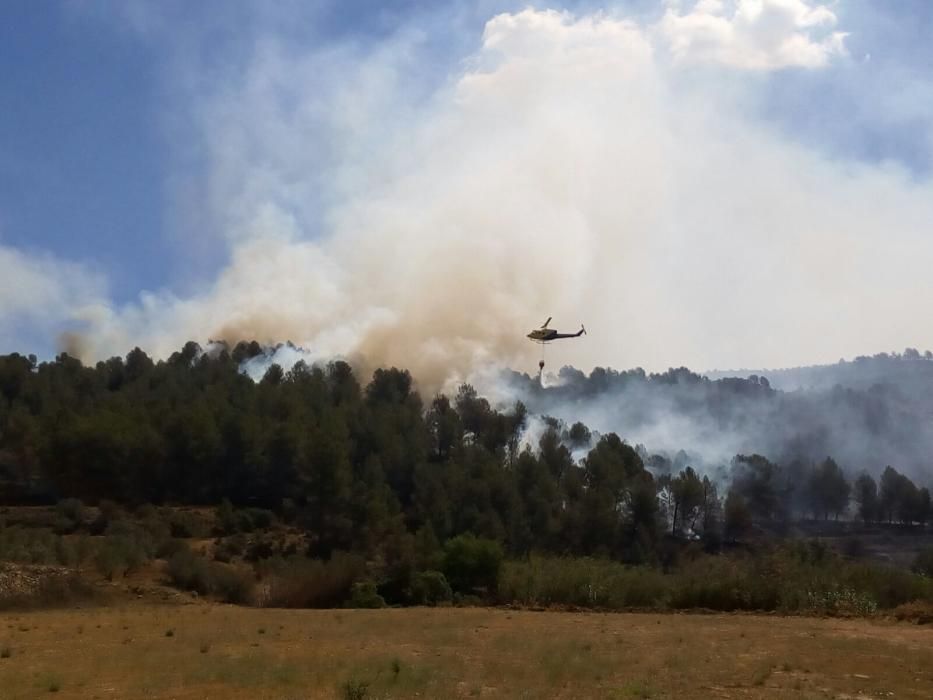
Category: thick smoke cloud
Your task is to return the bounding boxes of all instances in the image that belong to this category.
[21,2,933,396]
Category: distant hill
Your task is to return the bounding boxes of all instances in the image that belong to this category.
[706,350,933,394]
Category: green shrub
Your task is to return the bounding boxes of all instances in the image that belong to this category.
[668,556,762,611]
[106,520,157,553]
[133,513,172,548]
[410,570,452,606]
[167,511,207,539]
[73,535,94,567]
[499,556,668,609]
[668,546,889,613]
[89,500,122,535]
[347,582,386,609]
[215,499,236,535]
[452,593,483,607]
[0,527,59,565]
[167,547,254,604]
[442,534,503,595]
[53,538,76,568]
[497,546,933,615]
[51,516,76,537]
[93,544,126,580]
[238,508,275,532]
[55,499,85,533]
[245,533,282,562]
[840,561,932,609]
[211,565,254,604]
[213,534,247,563]
[94,528,152,580]
[167,547,212,593]
[214,500,275,535]
[0,528,93,569]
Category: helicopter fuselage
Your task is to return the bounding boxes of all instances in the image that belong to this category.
[527,325,586,342]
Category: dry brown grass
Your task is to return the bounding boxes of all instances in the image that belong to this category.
[0,603,932,698]
[893,599,933,624]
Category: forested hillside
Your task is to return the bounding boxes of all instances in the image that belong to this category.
[2,342,930,553]
[2,342,933,613]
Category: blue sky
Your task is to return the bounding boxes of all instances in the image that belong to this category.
[0,3,166,299]
[2,1,933,375]
[762,0,933,174]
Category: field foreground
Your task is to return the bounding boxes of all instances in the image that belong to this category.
[0,604,931,699]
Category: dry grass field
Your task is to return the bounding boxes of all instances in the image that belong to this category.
[0,603,931,699]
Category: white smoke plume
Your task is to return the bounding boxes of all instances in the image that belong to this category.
[0,243,106,352]
[37,2,933,397]
[239,342,318,382]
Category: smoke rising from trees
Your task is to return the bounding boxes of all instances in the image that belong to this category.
[505,352,933,483]
[175,338,933,486]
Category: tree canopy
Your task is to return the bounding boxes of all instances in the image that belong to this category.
[0,343,929,567]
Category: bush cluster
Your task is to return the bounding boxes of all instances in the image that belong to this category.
[0,527,79,567]
[0,567,96,610]
[347,581,386,609]
[254,552,366,608]
[167,546,254,604]
[215,501,276,535]
[498,545,933,614]
[409,570,453,606]
[442,534,503,595]
[893,599,933,624]
[499,556,667,609]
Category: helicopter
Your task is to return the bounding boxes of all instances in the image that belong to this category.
[526,317,586,343]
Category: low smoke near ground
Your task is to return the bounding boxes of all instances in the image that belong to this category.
[500,352,933,482]
[235,339,933,483]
